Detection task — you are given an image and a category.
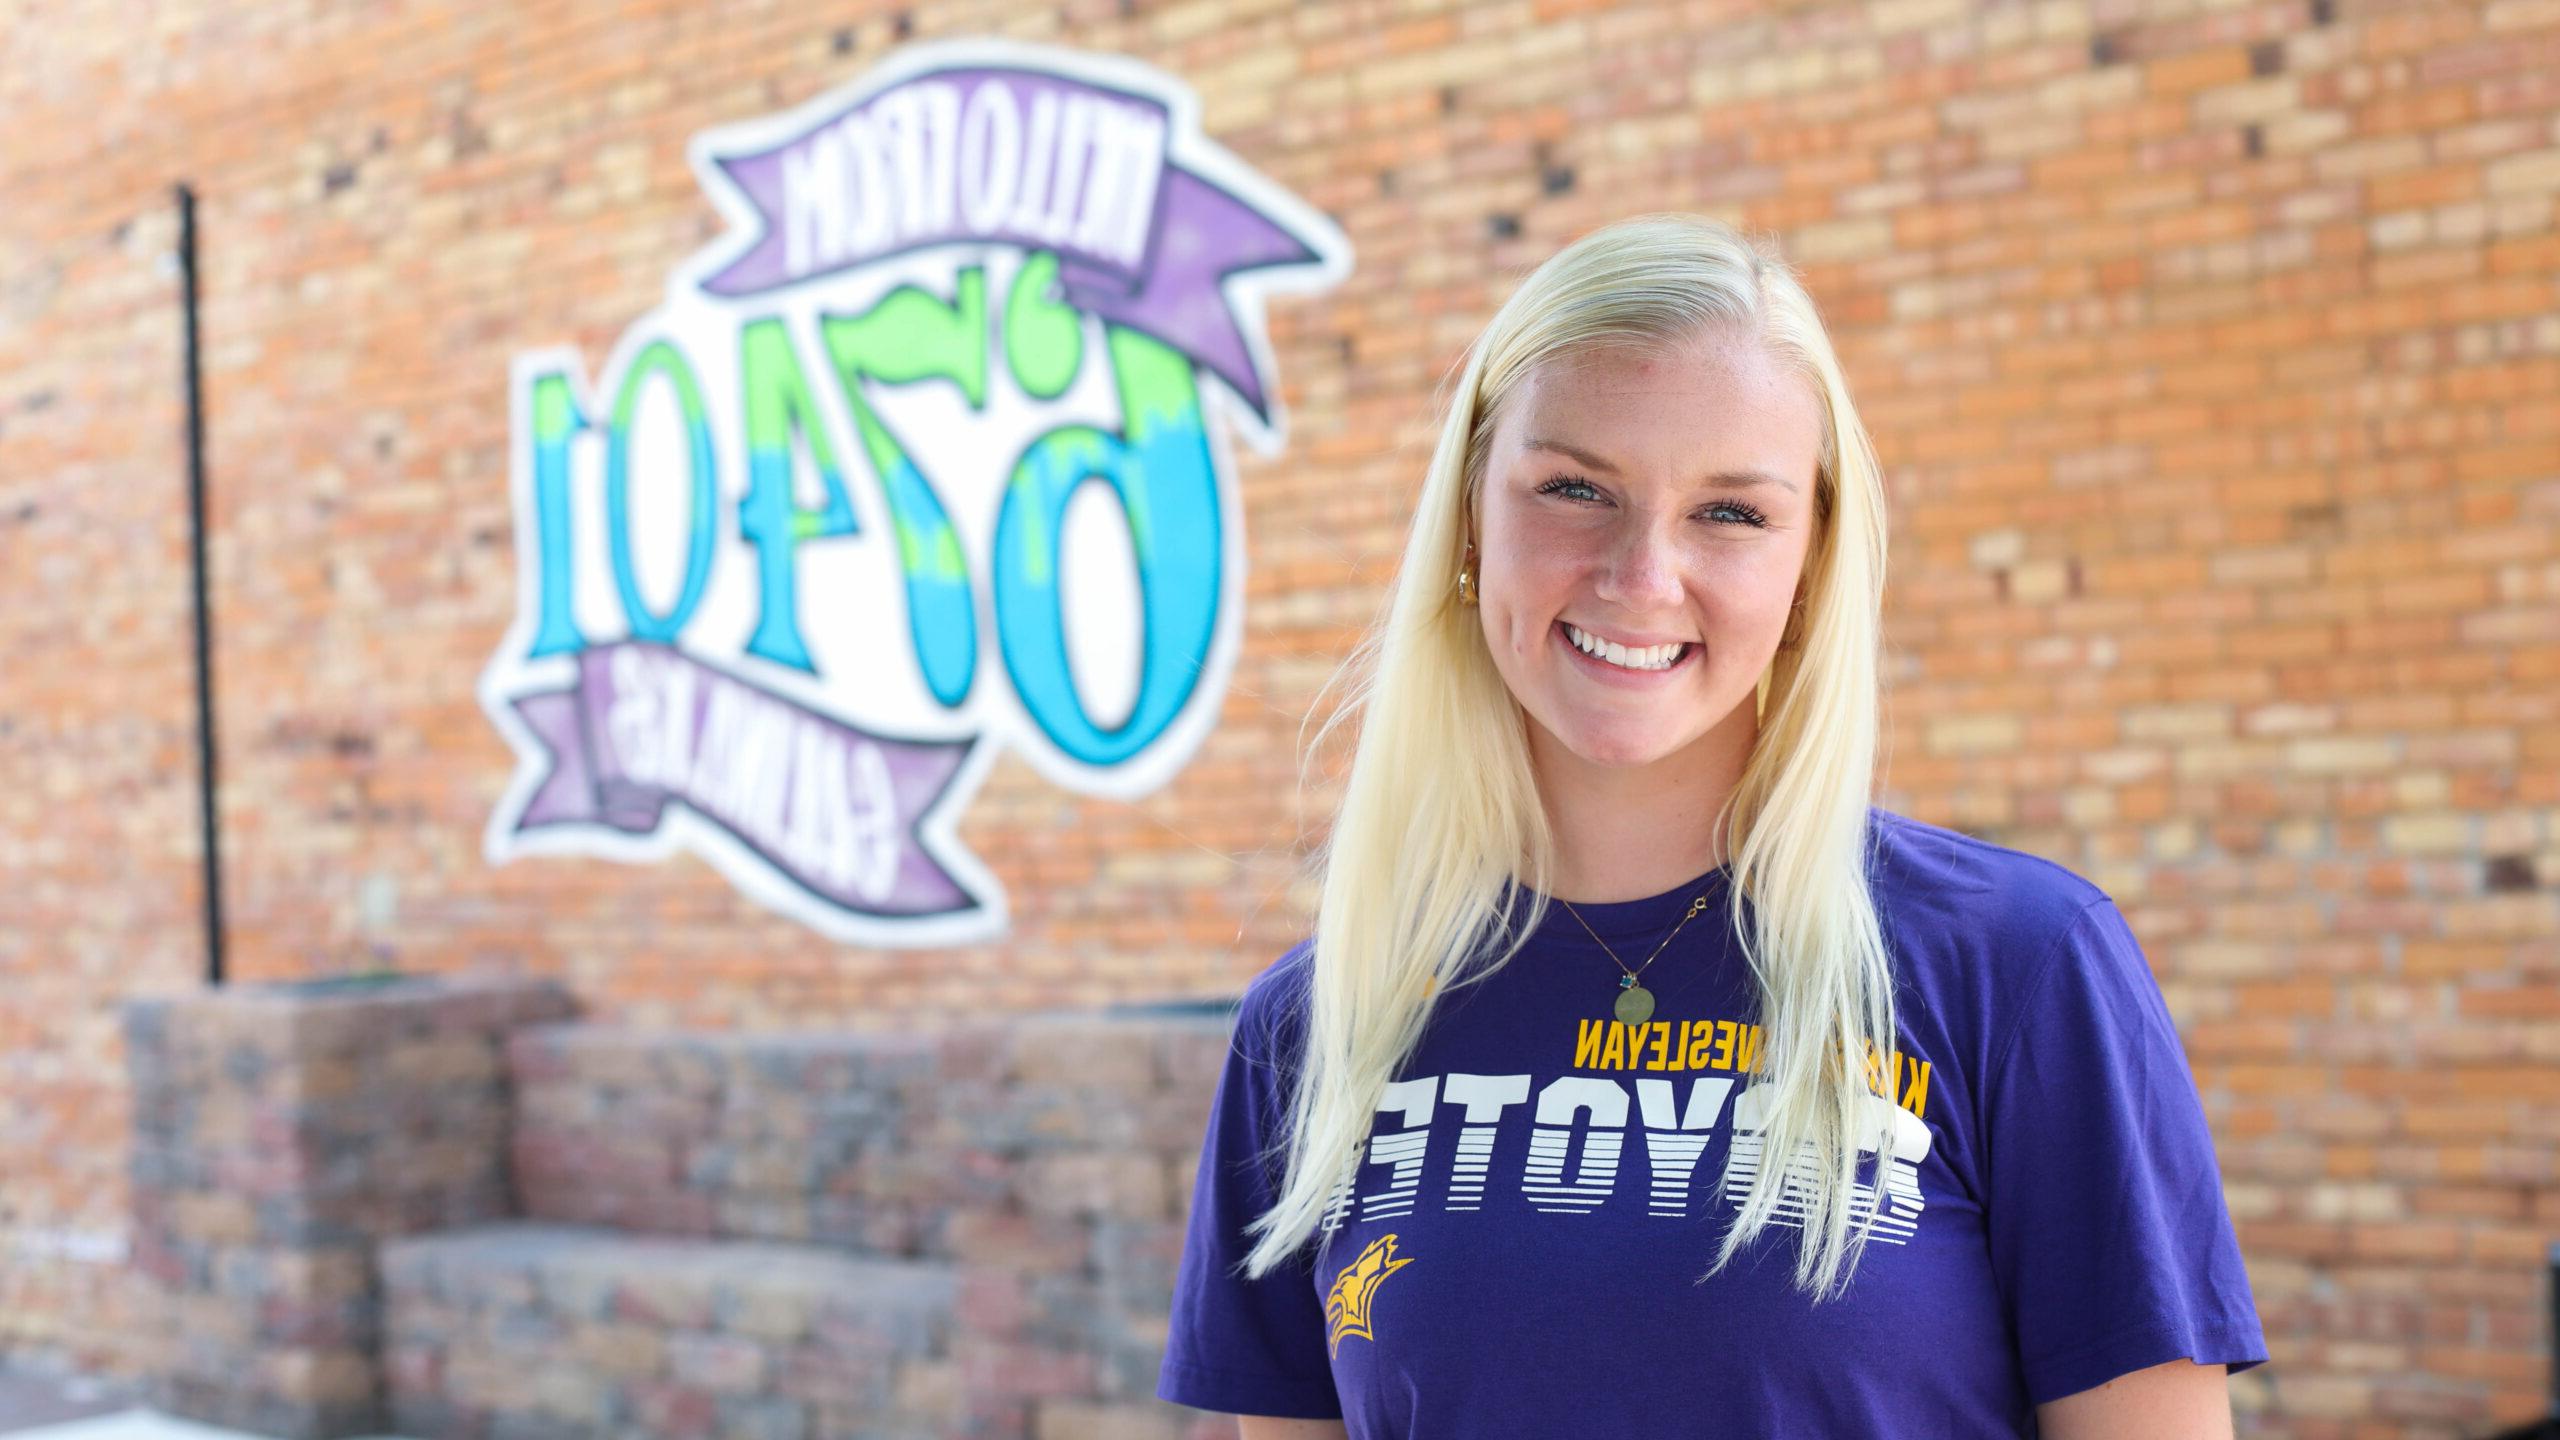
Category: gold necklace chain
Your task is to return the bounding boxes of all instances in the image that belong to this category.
[1556,887,1715,1026]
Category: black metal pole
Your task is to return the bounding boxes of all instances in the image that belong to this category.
[176,182,226,988]
[2496,1242,2560,1437]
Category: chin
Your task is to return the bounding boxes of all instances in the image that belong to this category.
[1553,720,1699,769]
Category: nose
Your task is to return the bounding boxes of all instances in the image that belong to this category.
[1592,516,1686,612]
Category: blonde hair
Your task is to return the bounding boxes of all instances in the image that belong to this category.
[1240,212,1899,1302]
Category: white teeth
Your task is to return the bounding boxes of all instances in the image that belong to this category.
[1565,623,1684,672]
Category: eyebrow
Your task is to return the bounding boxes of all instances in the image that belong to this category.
[1523,437,1801,495]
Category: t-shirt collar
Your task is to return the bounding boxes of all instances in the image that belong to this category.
[1497,861,1733,943]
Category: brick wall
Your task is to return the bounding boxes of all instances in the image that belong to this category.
[4,0,2557,1434]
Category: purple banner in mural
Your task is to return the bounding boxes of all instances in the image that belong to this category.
[508,641,975,917]
[697,64,1315,422]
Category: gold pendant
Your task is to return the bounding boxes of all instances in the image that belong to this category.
[1613,984,1655,1026]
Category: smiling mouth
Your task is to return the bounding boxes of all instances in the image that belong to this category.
[1558,620,1693,673]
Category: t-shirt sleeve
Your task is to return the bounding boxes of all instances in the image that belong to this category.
[1983,897,2270,1406]
[1156,951,1344,1419]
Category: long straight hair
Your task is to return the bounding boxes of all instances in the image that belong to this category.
[1239,212,1900,1302]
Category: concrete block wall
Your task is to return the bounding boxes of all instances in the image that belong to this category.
[120,974,577,1438]
[378,1224,973,1440]
[502,1017,1227,1425]
[507,1018,1213,1259]
[121,973,1226,1438]
[375,1012,1235,1440]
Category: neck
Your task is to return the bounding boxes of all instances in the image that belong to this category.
[1525,713,1752,904]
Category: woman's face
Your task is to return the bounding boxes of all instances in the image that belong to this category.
[1472,335,1822,772]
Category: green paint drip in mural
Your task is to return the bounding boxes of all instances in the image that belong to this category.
[741,319,845,470]
[817,270,992,706]
[533,373,575,443]
[1105,323,1216,563]
[828,441,956,588]
[1009,428,1103,588]
[819,272,992,587]
[1003,250,1083,401]
[991,315,1222,766]
[1000,326,1203,590]
[887,504,968,581]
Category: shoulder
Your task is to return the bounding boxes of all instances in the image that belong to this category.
[1866,804,2115,952]
[1859,811,2180,1138]
[1861,806,2131,1031]
[1230,937,1317,1059]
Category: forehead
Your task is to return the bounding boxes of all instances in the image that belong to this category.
[1495,338,1832,484]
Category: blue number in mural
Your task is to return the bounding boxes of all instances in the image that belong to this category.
[515,258,1220,774]
[816,269,988,709]
[524,372,589,659]
[605,340,719,643]
[993,323,1220,766]
[736,318,860,674]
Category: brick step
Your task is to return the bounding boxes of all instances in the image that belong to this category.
[380,1221,963,1440]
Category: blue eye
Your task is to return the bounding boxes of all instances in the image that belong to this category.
[1534,474,1769,529]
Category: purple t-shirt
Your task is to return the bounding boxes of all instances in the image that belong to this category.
[1157,807,2266,1435]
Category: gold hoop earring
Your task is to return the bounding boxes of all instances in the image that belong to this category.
[1456,545,1479,606]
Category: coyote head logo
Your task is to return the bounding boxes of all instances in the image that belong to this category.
[1324,1233,1415,1357]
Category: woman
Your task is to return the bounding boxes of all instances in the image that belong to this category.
[1156,213,2266,1437]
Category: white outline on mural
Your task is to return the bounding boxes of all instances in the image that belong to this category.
[479,37,1354,947]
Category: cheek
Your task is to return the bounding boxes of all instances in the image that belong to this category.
[1485,530,1580,601]
[1490,556,1573,651]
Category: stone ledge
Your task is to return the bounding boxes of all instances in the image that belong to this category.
[381,1220,961,1317]
[380,1220,966,1439]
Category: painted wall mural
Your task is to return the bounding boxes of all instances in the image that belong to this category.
[477,37,1353,945]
